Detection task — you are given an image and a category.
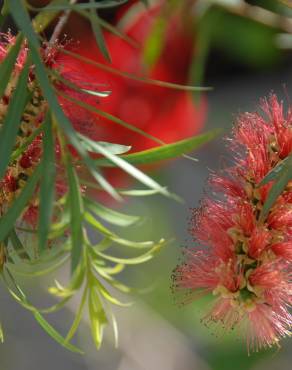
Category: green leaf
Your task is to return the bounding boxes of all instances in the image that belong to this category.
[85,213,154,248]
[0,164,42,243]
[259,156,289,186]
[9,228,30,261]
[32,0,68,33]
[34,311,83,354]
[93,279,131,307]
[88,287,107,350]
[10,125,43,162]
[65,285,88,343]
[2,268,83,353]
[95,238,166,265]
[66,162,84,273]
[7,254,68,278]
[93,266,132,294]
[260,155,292,220]
[0,322,4,343]
[32,0,129,11]
[0,58,30,179]
[88,1,111,62]
[0,34,23,99]
[79,134,171,198]
[95,130,221,167]
[38,113,56,253]
[84,197,139,227]
[49,262,85,298]
[81,140,131,155]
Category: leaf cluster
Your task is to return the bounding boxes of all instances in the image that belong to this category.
[0,0,215,351]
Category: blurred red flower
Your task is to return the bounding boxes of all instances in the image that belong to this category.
[57,0,206,152]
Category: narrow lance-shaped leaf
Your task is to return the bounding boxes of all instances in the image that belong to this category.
[33,311,83,354]
[9,228,30,261]
[84,211,154,248]
[260,155,292,221]
[38,113,56,253]
[66,162,84,273]
[96,238,166,265]
[0,58,30,179]
[65,285,88,343]
[88,0,111,62]
[79,134,171,197]
[88,286,108,350]
[31,0,129,11]
[11,125,43,162]
[3,268,83,354]
[0,34,23,99]
[0,321,4,343]
[60,48,211,92]
[94,130,221,167]
[84,197,139,227]
[0,164,42,242]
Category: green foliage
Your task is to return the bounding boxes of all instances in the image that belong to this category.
[0,0,215,352]
[260,155,292,220]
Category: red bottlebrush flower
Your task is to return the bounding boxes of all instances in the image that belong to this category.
[57,1,206,152]
[173,95,292,352]
[0,35,105,227]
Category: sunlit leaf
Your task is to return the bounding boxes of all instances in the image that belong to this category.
[81,140,131,155]
[0,322,4,343]
[85,213,154,248]
[49,262,85,298]
[93,278,131,307]
[88,286,108,350]
[65,285,88,342]
[95,239,166,265]
[32,0,68,32]
[84,197,140,227]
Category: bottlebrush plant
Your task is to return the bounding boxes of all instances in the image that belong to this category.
[173,95,292,352]
[0,0,215,352]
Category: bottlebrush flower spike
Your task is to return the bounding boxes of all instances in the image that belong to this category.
[173,95,292,352]
[0,34,106,227]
